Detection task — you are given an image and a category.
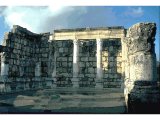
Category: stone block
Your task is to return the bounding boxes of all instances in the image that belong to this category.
[102,51,108,56]
[117,56,122,61]
[109,62,114,67]
[92,62,96,67]
[117,62,121,67]
[102,57,107,62]
[61,57,67,61]
[85,62,90,67]
[62,68,67,73]
[109,57,114,61]
[108,69,112,73]
[103,67,109,71]
[89,57,96,61]
[68,62,72,67]
[117,52,122,56]
[113,74,118,79]
[79,74,84,78]
[64,48,69,52]
[88,67,95,73]
[42,53,48,58]
[62,62,67,67]
[109,46,113,51]
[59,48,63,53]
[117,67,122,73]
[57,42,62,47]
[109,74,114,78]
[104,74,109,78]
[102,62,108,68]
[79,62,85,67]
[10,59,13,64]
[80,67,87,73]
[81,57,88,62]
[69,57,72,61]
[111,68,117,73]
[88,74,96,78]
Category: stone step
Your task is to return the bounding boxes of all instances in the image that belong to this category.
[0,88,126,113]
[40,87,124,94]
[11,93,126,111]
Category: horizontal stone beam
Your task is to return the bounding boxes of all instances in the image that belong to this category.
[53,29,126,40]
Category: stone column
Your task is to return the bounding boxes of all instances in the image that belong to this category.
[48,41,57,88]
[125,23,160,113]
[35,62,41,88]
[120,33,126,91]
[0,53,9,93]
[121,33,126,80]
[35,62,41,77]
[1,61,9,77]
[123,37,132,107]
[52,51,57,87]
[95,38,103,88]
[72,39,79,88]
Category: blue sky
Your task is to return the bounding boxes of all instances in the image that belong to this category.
[0,6,159,60]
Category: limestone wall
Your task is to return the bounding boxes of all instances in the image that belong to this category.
[102,39,122,88]
[0,25,125,92]
[79,40,97,87]
[0,25,50,92]
[55,40,73,87]
[0,27,124,91]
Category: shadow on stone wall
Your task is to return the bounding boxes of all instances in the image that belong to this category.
[78,40,96,87]
[127,81,160,114]
[102,39,123,89]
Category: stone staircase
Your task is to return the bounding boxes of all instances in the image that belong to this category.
[0,88,127,113]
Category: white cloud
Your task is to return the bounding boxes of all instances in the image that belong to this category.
[0,6,71,33]
[0,6,118,33]
[124,7,144,18]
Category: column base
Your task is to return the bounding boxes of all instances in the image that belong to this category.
[95,81,103,89]
[53,78,57,88]
[0,75,11,93]
[72,77,79,88]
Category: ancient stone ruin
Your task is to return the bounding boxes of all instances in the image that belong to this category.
[0,22,159,113]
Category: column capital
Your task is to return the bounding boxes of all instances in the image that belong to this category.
[96,38,102,41]
[73,39,79,44]
[96,38,102,46]
[127,23,156,54]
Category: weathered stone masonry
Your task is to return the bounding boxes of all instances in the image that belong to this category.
[0,23,159,111]
[0,25,51,91]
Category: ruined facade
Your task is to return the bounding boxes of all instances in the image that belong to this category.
[0,22,159,112]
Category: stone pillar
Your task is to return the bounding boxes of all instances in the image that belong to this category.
[0,52,10,93]
[1,61,9,77]
[48,41,56,88]
[95,38,103,88]
[72,39,79,88]
[123,37,132,107]
[120,31,126,91]
[35,62,41,88]
[125,23,160,113]
[52,51,57,87]
[35,62,41,77]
